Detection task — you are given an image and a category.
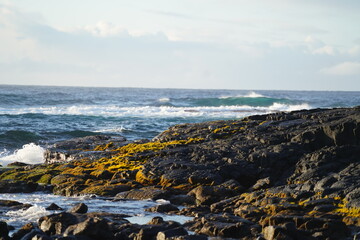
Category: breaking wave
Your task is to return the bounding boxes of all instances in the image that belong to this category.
[0,102,310,118]
[0,143,44,166]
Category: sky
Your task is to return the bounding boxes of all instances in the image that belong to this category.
[0,0,359,91]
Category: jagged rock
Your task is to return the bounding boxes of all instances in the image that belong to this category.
[115,186,171,200]
[38,212,83,235]
[132,221,183,240]
[7,162,30,167]
[188,185,235,205]
[0,221,9,240]
[44,135,127,164]
[0,199,32,210]
[69,203,88,214]
[156,227,188,240]
[63,216,113,240]
[145,204,179,213]
[11,222,36,240]
[1,107,360,239]
[148,217,165,225]
[168,194,196,206]
[20,229,49,240]
[0,180,38,193]
[262,226,288,240]
[46,203,63,211]
[80,184,132,196]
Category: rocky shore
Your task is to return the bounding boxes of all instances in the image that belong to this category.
[0,106,359,239]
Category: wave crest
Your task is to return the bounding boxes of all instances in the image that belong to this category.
[6,205,50,223]
[0,102,311,119]
[0,143,44,166]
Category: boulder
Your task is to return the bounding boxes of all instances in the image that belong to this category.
[0,221,9,240]
[0,180,38,193]
[146,204,179,213]
[115,186,170,200]
[38,212,83,235]
[46,203,63,211]
[63,216,113,240]
[156,227,188,240]
[69,203,88,214]
[11,222,36,240]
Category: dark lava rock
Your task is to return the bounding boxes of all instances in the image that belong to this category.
[44,135,127,164]
[131,221,184,240]
[156,227,188,240]
[69,203,88,214]
[20,229,50,240]
[63,216,113,240]
[188,185,235,206]
[12,223,38,240]
[46,203,63,211]
[0,221,9,240]
[145,203,179,213]
[0,180,38,193]
[38,212,83,235]
[148,217,165,225]
[115,186,171,200]
[2,107,360,239]
[7,161,30,167]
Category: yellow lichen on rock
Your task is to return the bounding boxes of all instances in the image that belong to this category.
[213,126,230,134]
[334,199,360,218]
[135,169,157,184]
[94,142,114,151]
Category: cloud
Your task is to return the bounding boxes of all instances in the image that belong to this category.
[1,2,360,90]
[320,62,360,76]
[348,45,360,56]
[304,36,337,56]
[312,45,336,55]
[147,9,198,21]
[82,21,126,37]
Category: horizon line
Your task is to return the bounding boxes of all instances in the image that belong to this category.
[0,83,359,93]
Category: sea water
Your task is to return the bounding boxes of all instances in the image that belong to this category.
[0,192,192,230]
[0,85,359,229]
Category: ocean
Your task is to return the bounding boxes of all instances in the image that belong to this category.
[0,84,359,166]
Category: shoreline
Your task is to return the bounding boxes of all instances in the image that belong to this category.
[0,106,359,239]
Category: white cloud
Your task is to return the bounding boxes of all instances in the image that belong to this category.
[313,45,336,55]
[348,45,360,56]
[304,36,337,56]
[320,62,360,76]
[83,21,125,37]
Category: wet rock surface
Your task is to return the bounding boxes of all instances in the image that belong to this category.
[0,106,360,239]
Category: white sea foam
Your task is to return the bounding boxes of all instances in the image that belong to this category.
[156,199,171,204]
[5,205,50,223]
[0,103,311,119]
[158,97,170,102]
[268,102,311,112]
[243,91,265,98]
[0,192,192,230]
[0,143,44,166]
[95,126,127,133]
[219,91,265,99]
